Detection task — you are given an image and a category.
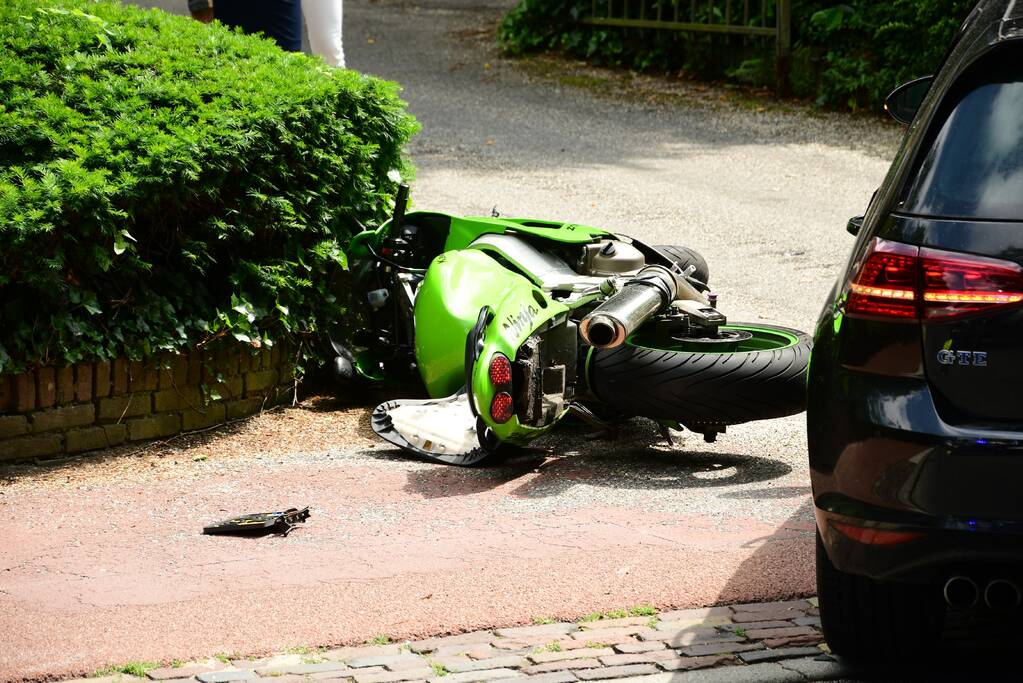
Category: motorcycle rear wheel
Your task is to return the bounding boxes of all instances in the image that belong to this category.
[655,244,709,285]
[586,323,810,427]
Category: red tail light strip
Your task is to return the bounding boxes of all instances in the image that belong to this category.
[924,291,1023,304]
[831,521,925,546]
[846,238,1023,321]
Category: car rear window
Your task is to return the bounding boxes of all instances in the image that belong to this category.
[901,61,1023,221]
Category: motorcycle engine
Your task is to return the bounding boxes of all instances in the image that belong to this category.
[578,240,645,277]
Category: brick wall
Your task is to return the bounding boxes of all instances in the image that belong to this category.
[0,346,293,463]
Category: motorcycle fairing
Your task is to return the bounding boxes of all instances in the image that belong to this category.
[371,392,498,466]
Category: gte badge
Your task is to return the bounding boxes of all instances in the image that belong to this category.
[937,349,988,367]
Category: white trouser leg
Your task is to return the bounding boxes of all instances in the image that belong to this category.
[303,0,345,68]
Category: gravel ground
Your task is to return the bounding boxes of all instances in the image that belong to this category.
[0,2,906,680]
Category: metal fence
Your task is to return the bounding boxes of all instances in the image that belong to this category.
[579,0,792,91]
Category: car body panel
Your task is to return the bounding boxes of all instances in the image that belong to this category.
[809,0,1023,583]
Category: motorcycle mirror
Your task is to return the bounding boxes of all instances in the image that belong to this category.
[392,183,410,229]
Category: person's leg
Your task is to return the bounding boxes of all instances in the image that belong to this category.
[215,0,304,52]
[303,0,345,67]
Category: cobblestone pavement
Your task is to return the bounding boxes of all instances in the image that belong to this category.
[64,600,858,683]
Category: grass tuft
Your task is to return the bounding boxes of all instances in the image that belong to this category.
[92,662,159,678]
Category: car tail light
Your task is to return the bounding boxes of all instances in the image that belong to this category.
[919,249,1023,319]
[490,391,514,423]
[846,239,918,319]
[831,520,925,546]
[488,354,512,387]
[846,238,1023,321]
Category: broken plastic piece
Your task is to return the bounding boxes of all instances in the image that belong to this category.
[203,507,310,536]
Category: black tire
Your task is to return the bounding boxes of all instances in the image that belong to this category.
[587,323,809,426]
[655,244,710,285]
[816,529,944,660]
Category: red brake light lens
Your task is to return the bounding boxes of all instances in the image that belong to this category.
[846,239,918,319]
[919,249,1023,319]
[831,521,925,546]
[488,354,512,387]
[846,238,1023,321]
[490,391,514,423]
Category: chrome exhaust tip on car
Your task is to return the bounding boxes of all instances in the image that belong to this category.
[983,579,1022,611]
[943,576,979,609]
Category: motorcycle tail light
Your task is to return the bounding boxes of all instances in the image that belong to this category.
[846,238,1023,321]
[488,353,512,387]
[490,391,514,424]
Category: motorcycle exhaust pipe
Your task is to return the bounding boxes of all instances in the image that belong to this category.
[580,266,678,349]
[580,265,708,349]
[984,579,1021,610]
[943,575,979,609]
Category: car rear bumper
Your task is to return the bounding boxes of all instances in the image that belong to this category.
[809,367,1023,581]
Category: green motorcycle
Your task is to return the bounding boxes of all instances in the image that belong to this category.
[340,186,810,465]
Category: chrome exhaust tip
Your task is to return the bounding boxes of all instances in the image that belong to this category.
[984,579,1021,610]
[579,314,626,349]
[944,575,979,609]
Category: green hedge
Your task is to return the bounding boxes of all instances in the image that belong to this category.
[499,0,975,110]
[0,0,418,373]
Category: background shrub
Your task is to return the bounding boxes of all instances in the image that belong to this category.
[0,0,418,373]
[498,0,975,110]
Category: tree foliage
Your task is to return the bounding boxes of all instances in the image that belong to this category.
[499,0,976,110]
[0,0,418,372]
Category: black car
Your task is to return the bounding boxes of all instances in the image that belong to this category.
[808,0,1023,660]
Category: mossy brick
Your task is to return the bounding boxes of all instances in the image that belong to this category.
[245,369,278,394]
[0,375,14,412]
[128,360,144,392]
[215,349,239,377]
[112,359,129,396]
[0,433,64,462]
[31,404,95,433]
[129,360,157,392]
[103,423,127,447]
[182,401,227,431]
[14,372,35,412]
[55,366,75,405]
[270,344,283,367]
[74,363,93,402]
[126,413,181,441]
[98,394,151,422]
[259,348,272,371]
[209,375,244,401]
[157,353,176,390]
[94,361,111,399]
[187,351,203,385]
[238,350,252,373]
[201,360,218,384]
[226,397,263,420]
[36,368,56,408]
[65,426,111,454]
[0,415,28,438]
[173,354,188,387]
[153,387,202,413]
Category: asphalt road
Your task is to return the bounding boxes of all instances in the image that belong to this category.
[0,2,904,680]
